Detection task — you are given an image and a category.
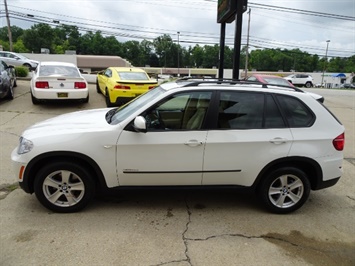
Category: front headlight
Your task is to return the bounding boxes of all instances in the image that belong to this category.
[17,137,33,154]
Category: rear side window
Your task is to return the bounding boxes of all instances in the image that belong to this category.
[264,95,286,128]
[217,92,263,129]
[276,95,315,127]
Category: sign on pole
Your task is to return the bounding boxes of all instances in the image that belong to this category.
[217,0,247,23]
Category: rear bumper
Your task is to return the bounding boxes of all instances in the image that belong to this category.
[33,88,89,99]
[313,177,340,190]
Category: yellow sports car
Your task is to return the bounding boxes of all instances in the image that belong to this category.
[96,67,158,107]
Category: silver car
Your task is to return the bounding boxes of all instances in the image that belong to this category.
[0,51,39,70]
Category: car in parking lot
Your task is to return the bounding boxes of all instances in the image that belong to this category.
[284,74,313,88]
[0,60,17,100]
[11,79,345,214]
[0,51,39,70]
[247,74,324,102]
[96,67,158,107]
[30,61,89,104]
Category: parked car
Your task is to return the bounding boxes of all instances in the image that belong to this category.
[247,74,294,87]
[0,51,39,70]
[284,74,313,88]
[0,60,17,100]
[247,74,324,102]
[96,67,158,107]
[12,80,345,214]
[30,61,89,104]
[340,83,355,89]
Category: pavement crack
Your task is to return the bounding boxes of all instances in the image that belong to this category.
[151,197,192,266]
[346,195,355,201]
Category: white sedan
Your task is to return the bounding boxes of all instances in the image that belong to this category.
[30,61,89,104]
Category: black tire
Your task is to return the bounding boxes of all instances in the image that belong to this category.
[258,167,311,214]
[6,83,14,100]
[105,88,114,107]
[83,94,89,103]
[96,79,101,93]
[34,161,95,213]
[31,92,40,105]
[305,82,312,88]
[23,63,31,69]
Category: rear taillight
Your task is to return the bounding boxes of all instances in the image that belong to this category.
[114,84,130,90]
[36,81,49,89]
[333,133,345,151]
[148,86,156,90]
[74,82,87,89]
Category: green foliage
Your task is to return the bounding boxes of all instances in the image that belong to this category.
[15,66,29,77]
[0,25,353,72]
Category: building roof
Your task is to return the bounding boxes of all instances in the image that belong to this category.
[76,55,131,69]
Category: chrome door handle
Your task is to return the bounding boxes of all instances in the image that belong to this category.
[184,140,203,146]
[269,138,288,144]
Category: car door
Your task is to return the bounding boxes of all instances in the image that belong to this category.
[98,68,111,92]
[202,91,293,187]
[116,91,212,186]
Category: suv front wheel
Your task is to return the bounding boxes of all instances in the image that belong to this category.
[34,161,95,213]
[258,167,311,214]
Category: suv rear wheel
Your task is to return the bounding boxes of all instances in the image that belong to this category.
[305,82,312,88]
[258,167,311,214]
[34,161,95,213]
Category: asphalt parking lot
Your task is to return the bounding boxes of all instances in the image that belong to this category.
[0,80,354,265]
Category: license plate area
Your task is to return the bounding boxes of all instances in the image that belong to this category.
[57,93,68,98]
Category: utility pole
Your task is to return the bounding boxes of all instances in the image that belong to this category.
[321,40,330,88]
[177,31,180,77]
[244,8,251,79]
[4,0,13,51]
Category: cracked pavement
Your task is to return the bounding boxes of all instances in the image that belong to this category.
[0,81,354,265]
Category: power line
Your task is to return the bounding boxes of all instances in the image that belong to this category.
[1,2,354,58]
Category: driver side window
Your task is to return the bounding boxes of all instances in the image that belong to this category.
[143,91,212,131]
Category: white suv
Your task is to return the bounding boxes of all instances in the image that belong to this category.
[11,80,345,214]
[284,74,313,88]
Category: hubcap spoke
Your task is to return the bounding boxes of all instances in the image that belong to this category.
[287,191,302,203]
[47,190,63,204]
[69,182,85,191]
[279,175,288,187]
[269,187,282,195]
[289,179,303,190]
[43,177,61,188]
[61,170,72,184]
[275,194,287,207]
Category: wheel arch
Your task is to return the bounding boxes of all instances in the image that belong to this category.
[253,156,323,190]
[22,151,108,194]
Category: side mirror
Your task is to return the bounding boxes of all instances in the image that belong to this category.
[133,116,147,133]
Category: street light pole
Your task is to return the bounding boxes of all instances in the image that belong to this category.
[177,31,180,77]
[321,40,330,88]
[244,8,251,79]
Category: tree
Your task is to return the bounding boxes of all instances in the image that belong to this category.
[191,44,204,68]
[202,45,219,68]
[122,40,142,66]
[153,34,174,67]
[22,23,55,53]
[0,26,24,42]
[139,40,153,66]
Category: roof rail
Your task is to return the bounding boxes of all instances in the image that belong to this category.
[176,77,302,91]
[177,77,268,88]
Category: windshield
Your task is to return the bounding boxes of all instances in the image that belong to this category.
[109,86,165,125]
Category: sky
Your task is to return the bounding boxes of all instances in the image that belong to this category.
[1,0,354,58]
